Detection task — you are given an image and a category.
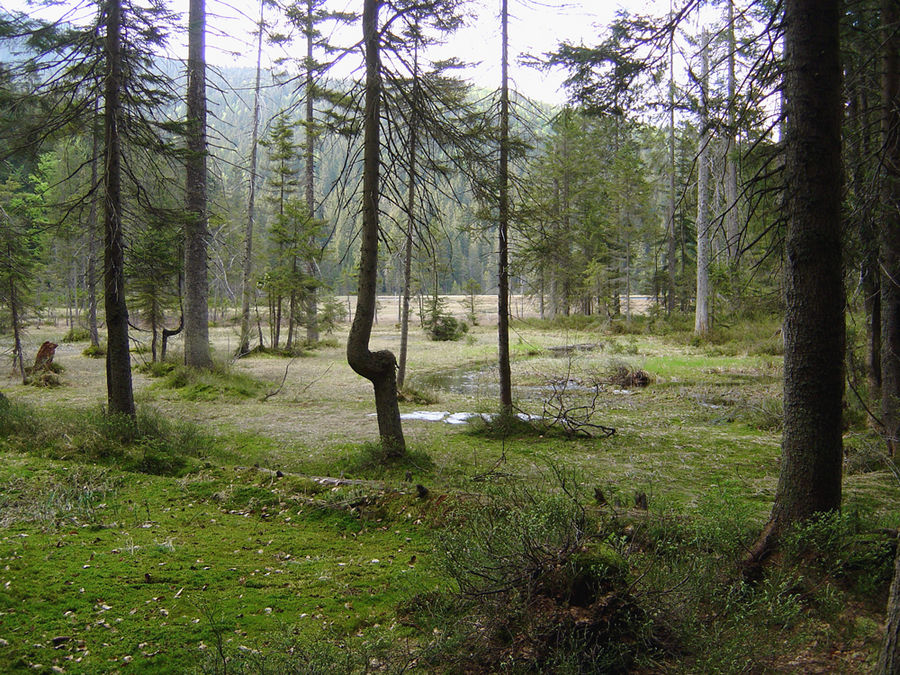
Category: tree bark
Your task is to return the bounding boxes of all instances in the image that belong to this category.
[103,0,136,417]
[747,0,843,567]
[397,30,419,392]
[87,104,101,348]
[877,536,900,674]
[238,0,264,357]
[346,0,405,455]
[666,5,677,316]
[304,0,319,344]
[694,29,711,336]
[8,258,25,385]
[497,0,513,413]
[881,0,900,457]
[724,0,740,264]
[184,0,213,368]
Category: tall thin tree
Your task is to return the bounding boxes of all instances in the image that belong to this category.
[103,0,135,417]
[694,29,711,335]
[238,0,266,357]
[184,0,213,368]
[723,0,740,262]
[497,0,513,413]
[666,0,677,316]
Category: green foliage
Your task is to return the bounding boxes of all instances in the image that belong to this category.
[781,510,897,596]
[61,326,91,342]
[318,295,347,334]
[138,362,268,401]
[338,442,434,479]
[82,342,106,358]
[0,166,48,337]
[431,480,649,672]
[422,294,467,341]
[126,208,182,351]
[0,401,211,476]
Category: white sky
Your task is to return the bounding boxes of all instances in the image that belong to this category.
[8,0,688,105]
[202,0,646,105]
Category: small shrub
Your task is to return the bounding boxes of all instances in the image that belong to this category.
[140,362,267,401]
[26,370,62,387]
[606,361,651,388]
[782,510,897,596]
[426,314,468,341]
[318,296,348,334]
[82,343,106,358]
[0,403,209,476]
[397,386,438,405]
[431,483,650,672]
[338,441,433,479]
[62,327,91,343]
[844,434,892,474]
[736,396,783,431]
[422,295,468,341]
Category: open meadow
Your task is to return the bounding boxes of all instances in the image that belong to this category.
[0,308,897,673]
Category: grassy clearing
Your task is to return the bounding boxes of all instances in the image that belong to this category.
[0,313,897,672]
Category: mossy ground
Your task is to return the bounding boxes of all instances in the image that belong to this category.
[0,311,897,672]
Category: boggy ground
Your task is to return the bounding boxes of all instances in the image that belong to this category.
[0,311,897,673]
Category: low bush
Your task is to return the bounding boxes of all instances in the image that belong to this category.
[61,326,92,343]
[428,480,652,672]
[82,343,106,358]
[0,400,211,476]
[138,361,267,401]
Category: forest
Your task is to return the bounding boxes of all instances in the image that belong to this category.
[0,0,898,672]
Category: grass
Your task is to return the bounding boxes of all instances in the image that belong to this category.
[0,312,897,672]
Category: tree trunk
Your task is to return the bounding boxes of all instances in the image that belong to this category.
[8,262,25,385]
[497,0,513,413]
[397,37,418,391]
[304,0,319,344]
[346,0,405,455]
[694,29,711,336]
[746,0,843,568]
[87,128,100,348]
[881,0,900,457]
[184,0,213,368]
[103,0,136,417]
[724,0,740,263]
[877,536,900,674]
[238,0,264,357]
[666,12,677,317]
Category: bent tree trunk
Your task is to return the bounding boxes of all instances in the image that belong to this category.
[746,0,844,568]
[346,0,405,455]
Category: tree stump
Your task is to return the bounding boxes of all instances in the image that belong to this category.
[33,341,58,371]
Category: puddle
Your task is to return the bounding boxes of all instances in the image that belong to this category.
[415,365,499,397]
[546,343,601,357]
[369,411,544,425]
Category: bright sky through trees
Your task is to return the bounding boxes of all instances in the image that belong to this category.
[6,0,664,104]
[200,0,632,104]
